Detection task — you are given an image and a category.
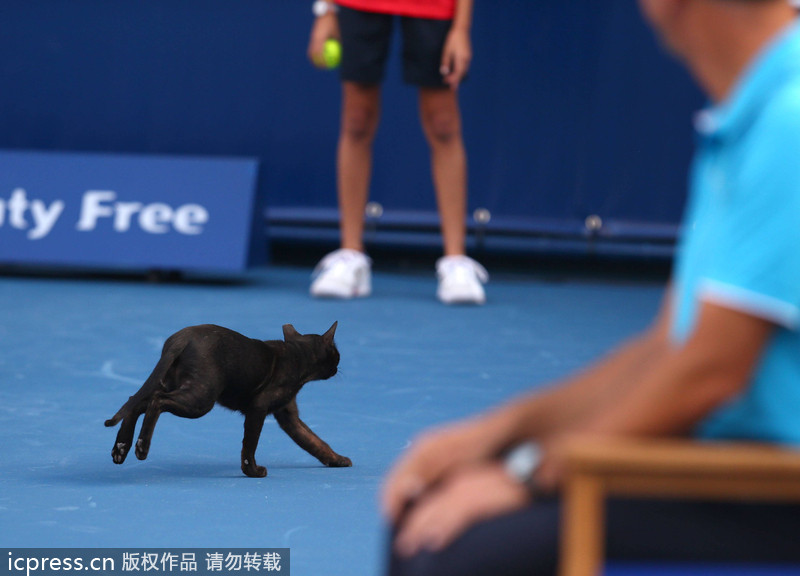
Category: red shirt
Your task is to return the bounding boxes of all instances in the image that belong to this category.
[335,0,455,20]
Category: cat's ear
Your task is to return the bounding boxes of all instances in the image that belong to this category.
[283,324,301,341]
[322,321,338,344]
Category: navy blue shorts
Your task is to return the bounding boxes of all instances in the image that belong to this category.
[338,6,453,87]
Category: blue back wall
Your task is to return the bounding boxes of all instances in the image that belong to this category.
[0,1,703,256]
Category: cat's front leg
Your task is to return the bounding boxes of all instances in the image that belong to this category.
[241,411,268,478]
[274,400,352,468]
[322,452,353,467]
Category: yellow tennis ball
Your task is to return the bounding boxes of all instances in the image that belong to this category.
[319,38,341,69]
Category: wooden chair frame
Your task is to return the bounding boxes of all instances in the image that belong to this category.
[559,439,800,576]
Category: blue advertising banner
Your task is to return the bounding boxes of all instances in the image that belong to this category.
[0,150,262,273]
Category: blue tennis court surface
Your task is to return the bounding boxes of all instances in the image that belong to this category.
[4,262,752,576]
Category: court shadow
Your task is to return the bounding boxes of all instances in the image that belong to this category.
[37,461,237,486]
[37,458,329,486]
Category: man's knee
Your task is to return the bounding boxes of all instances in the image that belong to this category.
[341,107,379,143]
[421,107,461,146]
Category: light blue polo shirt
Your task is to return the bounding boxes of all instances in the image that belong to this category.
[672,22,800,444]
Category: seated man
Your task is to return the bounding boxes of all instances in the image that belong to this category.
[382,0,800,574]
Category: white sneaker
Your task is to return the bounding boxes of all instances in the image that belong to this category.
[310,249,372,299]
[436,255,489,305]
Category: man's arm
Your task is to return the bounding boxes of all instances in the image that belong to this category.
[452,0,473,31]
[440,0,473,89]
[307,2,339,66]
[389,299,775,555]
[575,301,772,436]
[535,300,774,488]
[383,289,674,522]
[472,288,675,447]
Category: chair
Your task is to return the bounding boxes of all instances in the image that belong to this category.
[558,438,800,576]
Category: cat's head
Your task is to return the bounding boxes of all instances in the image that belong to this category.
[282,321,340,380]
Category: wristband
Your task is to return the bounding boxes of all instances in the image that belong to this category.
[312,1,338,17]
[504,441,543,497]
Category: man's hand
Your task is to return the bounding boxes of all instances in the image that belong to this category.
[393,462,530,557]
[381,419,501,525]
[307,13,340,67]
[440,27,471,90]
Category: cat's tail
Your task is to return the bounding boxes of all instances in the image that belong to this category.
[104,335,187,427]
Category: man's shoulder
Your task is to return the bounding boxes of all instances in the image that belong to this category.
[766,74,800,117]
[749,25,800,134]
[750,77,800,146]
[729,76,800,204]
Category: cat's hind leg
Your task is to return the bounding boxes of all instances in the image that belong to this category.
[107,344,186,464]
[274,400,352,468]
[110,399,148,464]
[134,387,216,461]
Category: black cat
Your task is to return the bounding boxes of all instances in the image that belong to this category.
[104,322,351,477]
